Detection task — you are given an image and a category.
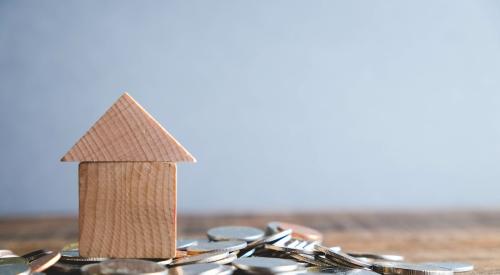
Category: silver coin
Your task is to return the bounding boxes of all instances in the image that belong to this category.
[347,252,404,262]
[423,262,474,272]
[187,240,247,254]
[315,245,371,269]
[207,226,265,242]
[0,263,31,275]
[177,239,200,250]
[372,262,454,275]
[168,263,223,275]
[172,251,230,266]
[232,256,300,273]
[81,259,167,275]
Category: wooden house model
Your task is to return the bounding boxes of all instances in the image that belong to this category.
[61,93,196,258]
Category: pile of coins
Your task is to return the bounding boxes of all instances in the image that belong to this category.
[0,221,474,275]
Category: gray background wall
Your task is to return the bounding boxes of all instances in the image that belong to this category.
[1,1,500,216]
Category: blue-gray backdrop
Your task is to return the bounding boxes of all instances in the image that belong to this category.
[1,1,500,216]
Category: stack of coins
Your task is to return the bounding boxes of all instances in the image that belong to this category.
[0,221,474,275]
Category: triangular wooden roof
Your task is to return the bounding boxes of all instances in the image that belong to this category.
[61,93,196,162]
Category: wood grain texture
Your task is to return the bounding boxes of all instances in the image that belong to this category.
[61,93,196,162]
[78,162,177,258]
[1,212,500,274]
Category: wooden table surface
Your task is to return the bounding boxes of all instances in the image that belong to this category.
[1,211,499,274]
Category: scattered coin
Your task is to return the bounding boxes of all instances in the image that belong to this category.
[187,240,247,255]
[0,222,477,275]
[423,262,474,272]
[0,263,31,275]
[81,259,168,275]
[29,251,61,272]
[208,226,265,242]
[233,256,300,273]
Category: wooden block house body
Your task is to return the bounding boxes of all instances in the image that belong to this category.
[61,93,195,258]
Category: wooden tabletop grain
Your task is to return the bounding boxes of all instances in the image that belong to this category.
[1,211,499,274]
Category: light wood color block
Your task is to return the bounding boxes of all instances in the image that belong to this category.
[78,162,177,258]
[61,93,196,162]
